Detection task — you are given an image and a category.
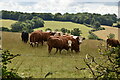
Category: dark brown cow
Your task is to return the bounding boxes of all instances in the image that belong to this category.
[30,30,55,47]
[107,38,120,48]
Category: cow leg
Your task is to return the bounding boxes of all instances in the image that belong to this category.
[59,49,62,54]
[30,42,33,47]
[54,48,58,55]
[41,41,43,46]
[48,46,52,53]
[107,43,109,50]
[71,48,73,53]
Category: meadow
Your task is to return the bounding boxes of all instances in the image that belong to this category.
[0,19,17,29]
[1,19,107,78]
[34,21,92,38]
[2,31,105,78]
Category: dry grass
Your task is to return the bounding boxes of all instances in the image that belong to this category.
[2,31,105,78]
[93,25,120,41]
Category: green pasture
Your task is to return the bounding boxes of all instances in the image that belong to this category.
[0,19,17,29]
[34,21,92,38]
[2,32,106,78]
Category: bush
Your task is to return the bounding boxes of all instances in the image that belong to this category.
[1,50,21,79]
[71,28,82,36]
[97,27,105,30]
[45,28,52,31]
[11,17,44,33]
[61,28,67,33]
[107,33,115,39]
[88,33,103,40]
[81,46,120,79]
[0,27,11,32]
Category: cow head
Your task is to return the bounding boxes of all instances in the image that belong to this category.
[49,32,56,36]
[68,40,72,47]
[73,36,85,45]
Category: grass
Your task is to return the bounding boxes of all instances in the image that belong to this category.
[34,21,92,38]
[1,19,92,38]
[2,31,106,78]
[93,25,120,40]
[0,19,17,29]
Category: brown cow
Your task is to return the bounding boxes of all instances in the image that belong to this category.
[30,30,43,47]
[107,38,120,48]
[30,30,55,47]
[47,36,70,54]
[47,35,85,54]
[66,35,85,52]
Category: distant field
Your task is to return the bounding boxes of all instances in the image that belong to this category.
[93,25,120,41]
[0,19,17,29]
[34,21,92,38]
[2,32,105,78]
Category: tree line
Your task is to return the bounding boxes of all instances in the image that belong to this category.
[2,10,119,27]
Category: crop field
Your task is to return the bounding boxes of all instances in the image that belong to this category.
[93,25,120,41]
[0,19,17,29]
[2,31,106,78]
[34,21,92,38]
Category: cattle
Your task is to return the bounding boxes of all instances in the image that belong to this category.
[47,36,71,54]
[47,35,85,54]
[30,30,55,47]
[21,31,29,43]
[107,38,120,48]
[54,32,63,36]
[65,35,85,52]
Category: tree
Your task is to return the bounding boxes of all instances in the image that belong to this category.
[80,46,120,79]
[107,33,115,39]
[45,28,52,31]
[94,21,101,29]
[71,28,82,36]
[2,50,21,79]
[61,28,67,33]
[32,16,44,28]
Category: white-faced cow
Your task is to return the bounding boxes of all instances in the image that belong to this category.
[47,35,85,54]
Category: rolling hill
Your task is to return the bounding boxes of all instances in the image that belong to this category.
[34,21,92,38]
[93,25,120,41]
[0,19,17,29]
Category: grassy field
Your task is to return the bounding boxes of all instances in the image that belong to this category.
[0,19,17,29]
[93,25,120,41]
[2,31,106,78]
[34,21,92,38]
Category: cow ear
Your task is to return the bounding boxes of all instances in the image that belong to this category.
[83,37,85,40]
[76,37,79,40]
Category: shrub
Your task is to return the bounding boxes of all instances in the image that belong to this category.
[88,33,103,40]
[107,33,115,39]
[0,27,11,32]
[45,28,52,31]
[71,28,82,36]
[61,28,67,33]
[81,46,120,79]
[1,50,21,79]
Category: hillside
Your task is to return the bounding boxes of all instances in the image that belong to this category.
[0,19,17,29]
[1,19,92,38]
[34,21,92,38]
[93,25,120,40]
[2,31,105,78]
